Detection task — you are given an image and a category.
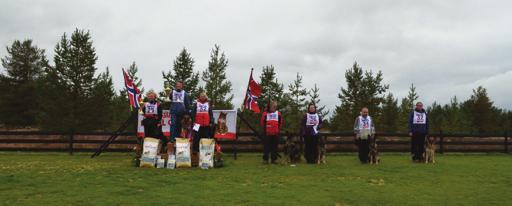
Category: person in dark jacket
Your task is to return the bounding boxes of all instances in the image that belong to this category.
[141,90,163,139]
[300,103,323,164]
[260,101,283,164]
[168,81,191,141]
[408,102,429,162]
[191,92,215,152]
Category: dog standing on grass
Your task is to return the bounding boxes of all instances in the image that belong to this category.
[317,136,326,164]
[423,136,436,164]
[368,136,380,165]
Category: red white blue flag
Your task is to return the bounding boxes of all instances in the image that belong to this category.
[122,69,142,109]
[243,69,261,113]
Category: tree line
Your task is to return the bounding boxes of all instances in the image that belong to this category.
[1,29,510,134]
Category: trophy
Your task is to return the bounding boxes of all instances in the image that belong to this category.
[138,98,145,115]
[163,81,172,103]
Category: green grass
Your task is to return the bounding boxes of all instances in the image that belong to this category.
[0,152,511,206]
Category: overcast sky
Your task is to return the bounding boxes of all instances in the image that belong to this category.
[1,0,511,113]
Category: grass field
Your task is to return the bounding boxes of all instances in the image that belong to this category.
[0,152,511,206]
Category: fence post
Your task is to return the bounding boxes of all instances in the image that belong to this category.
[439,129,444,154]
[69,132,74,155]
[505,131,509,154]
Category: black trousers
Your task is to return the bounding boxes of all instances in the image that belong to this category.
[193,126,211,152]
[411,133,426,160]
[356,139,369,163]
[304,135,319,164]
[263,135,279,162]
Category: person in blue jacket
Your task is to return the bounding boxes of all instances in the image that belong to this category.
[168,81,191,141]
[408,102,429,162]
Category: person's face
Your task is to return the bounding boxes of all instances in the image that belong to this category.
[308,105,316,113]
[361,108,369,116]
[147,93,156,100]
[176,82,183,90]
[416,103,423,110]
[199,94,206,101]
[270,103,277,112]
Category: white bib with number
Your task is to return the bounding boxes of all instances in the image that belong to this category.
[266,112,279,121]
[144,102,158,115]
[172,90,185,103]
[306,113,319,126]
[413,111,427,124]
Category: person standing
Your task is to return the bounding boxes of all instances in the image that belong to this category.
[168,81,191,141]
[191,92,215,152]
[260,101,283,164]
[141,90,163,139]
[353,107,375,164]
[409,102,429,162]
[301,103,323,164]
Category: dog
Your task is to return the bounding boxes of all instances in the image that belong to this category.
[216,112,229,134]
[423,136,436,164]
[368,136,380,165]
[283,134,301,164]
[180,114,193,140]
[317,136,326,164]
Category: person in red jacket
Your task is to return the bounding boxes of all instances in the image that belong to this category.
[191,92,214,152]
[260,101,283,164]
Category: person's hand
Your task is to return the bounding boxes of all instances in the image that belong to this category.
[408,132,413,137]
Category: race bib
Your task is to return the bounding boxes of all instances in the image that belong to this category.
[197,102,209,113]
[413,111,426,124]
[306,113,319,126]
[172,90,185,103]
[145,103,157,115]
[266,112,279,121]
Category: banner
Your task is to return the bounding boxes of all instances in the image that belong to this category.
[137,113,145,138]
[212,110,237,139]
[161,110,171,137]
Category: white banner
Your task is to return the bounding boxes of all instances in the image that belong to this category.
[161,110,171,137]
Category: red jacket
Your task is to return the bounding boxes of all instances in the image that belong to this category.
[261,111,283,136]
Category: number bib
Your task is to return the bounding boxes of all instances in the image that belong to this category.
[172,90,185,103]
[306,113,319,126]
[413,111,426,124]
[145,102,158,115]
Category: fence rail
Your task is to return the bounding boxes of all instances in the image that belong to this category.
[0,131,510,154]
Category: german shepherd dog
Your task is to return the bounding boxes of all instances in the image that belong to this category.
[368,136,380,164]
[317,135,326,164]
[180,114,193,140]
[283,133,301,164]
[424,136,436,164]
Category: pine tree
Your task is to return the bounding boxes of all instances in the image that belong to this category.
[330,62,389,132]
[466,86,496,133]
[286,72,309,132]
[259,65,285,111]
[39,29,99,132]
[426,102,444,133]
[163,48,200,99]
[202,45,233,109]
[381,93,399,133]
[398,84,419,132]
[0,39,48,127]
[309,83,329,117]
[87,68,117,130]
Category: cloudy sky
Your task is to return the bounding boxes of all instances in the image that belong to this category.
[1,0,511,113]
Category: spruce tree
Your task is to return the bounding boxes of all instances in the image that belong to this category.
[398,84,419,132]
[259,65,285,111]
[202,45,233,109]
[286,72,309,132]
[466,86,496,133]
[162,48,200,99]
[381,93,399,133]
[39,29,99,132]
[330,62,388,132]
[309,83,329,117]
[0,39,47,127]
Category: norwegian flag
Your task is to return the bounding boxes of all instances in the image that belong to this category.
[243,69,261,113]
[122,69,142,109]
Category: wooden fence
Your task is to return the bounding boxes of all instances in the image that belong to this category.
[0,131,510,155]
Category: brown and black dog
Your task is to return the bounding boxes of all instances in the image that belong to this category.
[283,133,301,164]
[423,136,436,164]
[368,136,380,165]
[317,136,326,164]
